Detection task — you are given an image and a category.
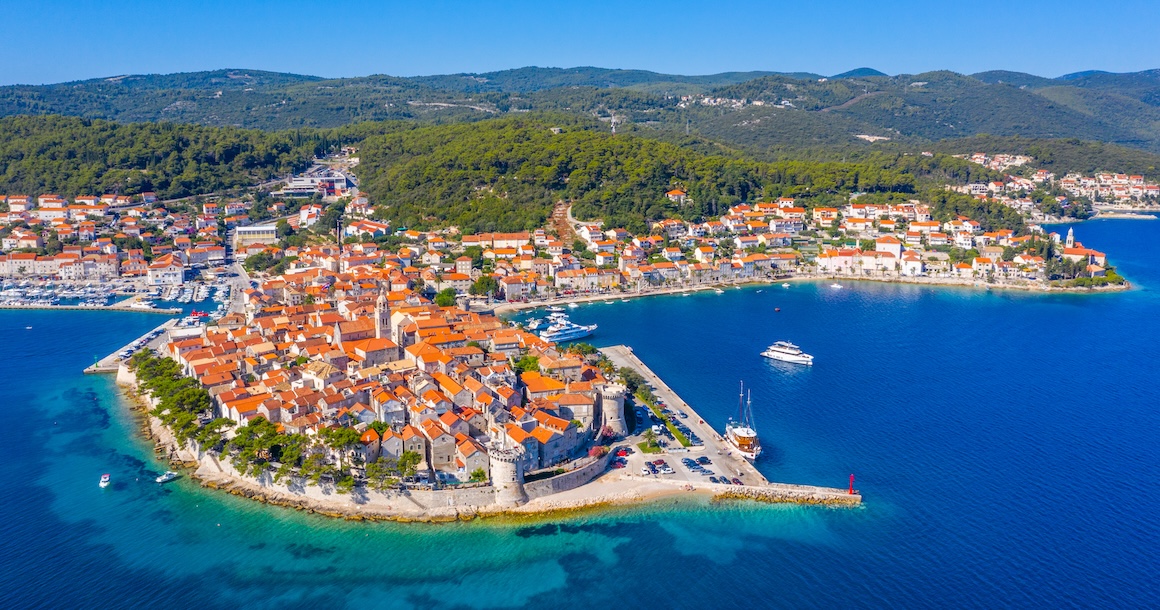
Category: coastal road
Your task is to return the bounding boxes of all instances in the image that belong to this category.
[600,345,769,485]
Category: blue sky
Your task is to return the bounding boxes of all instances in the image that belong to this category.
[2,0,1158,85]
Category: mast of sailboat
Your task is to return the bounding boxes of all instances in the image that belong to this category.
[747,389,755,429]
[738,380,745,423]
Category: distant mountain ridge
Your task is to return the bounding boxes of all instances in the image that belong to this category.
[5,65,1160,156]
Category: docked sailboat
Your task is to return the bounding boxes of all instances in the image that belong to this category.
[761,341,814,365]
[725,382,761,461]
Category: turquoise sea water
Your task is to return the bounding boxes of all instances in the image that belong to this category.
[3,219,1160,609]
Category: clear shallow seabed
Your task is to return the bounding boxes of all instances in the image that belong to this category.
[3,219,1159,609]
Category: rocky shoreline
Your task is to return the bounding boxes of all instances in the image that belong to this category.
[119,371,860,524]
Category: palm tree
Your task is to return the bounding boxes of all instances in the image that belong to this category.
[642,428,657,449]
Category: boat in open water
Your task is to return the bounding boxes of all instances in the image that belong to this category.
[761,341,814,365]
[99,473,111,488]
[156,471,179,484]
[725,382,761,461]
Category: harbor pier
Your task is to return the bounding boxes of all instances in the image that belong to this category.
[84,318,180,374]
[599,344,861,506]
[1,302,182,314]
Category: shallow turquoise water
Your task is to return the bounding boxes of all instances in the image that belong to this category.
[3,219,1159,608]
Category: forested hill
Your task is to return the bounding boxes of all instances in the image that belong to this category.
[0,115,319,199]
[0,112,1032,233]
[9,66,1160,158]
[355,116,918,234]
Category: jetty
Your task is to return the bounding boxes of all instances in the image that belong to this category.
[85,318,180,374]
[599,344,861,506]
[0,302,181,314]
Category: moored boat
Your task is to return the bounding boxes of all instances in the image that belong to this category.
[540,321,597,343]
[156,471,179,484]
[99,473,111,488]
[725,382,761,461]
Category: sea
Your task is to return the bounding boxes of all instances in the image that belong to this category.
[3,219,1159,609]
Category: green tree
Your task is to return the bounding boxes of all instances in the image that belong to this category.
[470,275,499,296]
[514,355,540,374]
[469,468,488,483]
[365,457,401,491]
[434,288,457,307]
[397,450,422,477]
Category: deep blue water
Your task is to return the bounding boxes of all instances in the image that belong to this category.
[3,220,1159,609]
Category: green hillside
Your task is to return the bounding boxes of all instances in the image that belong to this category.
[355,115,915,234]
[7,66,1160,175]
[0,115,317,199]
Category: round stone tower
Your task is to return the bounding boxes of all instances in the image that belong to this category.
[489,446,528,507]
[600,383,629,437]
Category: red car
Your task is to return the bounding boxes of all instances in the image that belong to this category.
[652,459,666,466]
[616,448,629,457]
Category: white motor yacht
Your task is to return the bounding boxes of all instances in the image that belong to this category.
[760,341,814,365]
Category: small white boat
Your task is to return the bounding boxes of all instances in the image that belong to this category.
[25,326,32,330]
[620,299,629,302]
[567,302,579,309]
[756,289,763,293]
[830,283,843,289]
[546,306,565,313]
[156,471,179,484]
[714,288,725,294]
[782,283,791,289]
[99,473,111,488]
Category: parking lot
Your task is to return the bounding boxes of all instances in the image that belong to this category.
[601,345,770,487]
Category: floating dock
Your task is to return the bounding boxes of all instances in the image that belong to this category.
[599,344,861,506]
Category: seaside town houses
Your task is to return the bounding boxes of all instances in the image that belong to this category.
[161,279,618,483]
[0,189,265,282]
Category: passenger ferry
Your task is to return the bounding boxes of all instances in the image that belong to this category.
[760,341,814,365]
[725,382,762,461]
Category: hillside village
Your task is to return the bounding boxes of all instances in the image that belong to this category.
[0,148,1124,292]
[953,151,1160,211]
